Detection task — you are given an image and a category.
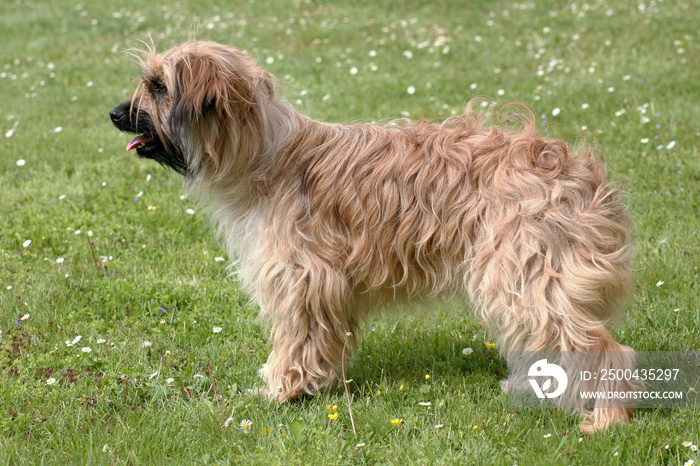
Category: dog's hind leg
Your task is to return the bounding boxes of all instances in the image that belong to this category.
[469,179,635,432]
[256,259,355,401]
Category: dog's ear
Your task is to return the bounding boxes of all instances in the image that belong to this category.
[167,48,275,176]
[171,55,228,127]
[170,54,262,128]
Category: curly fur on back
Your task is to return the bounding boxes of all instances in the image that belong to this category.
[112,41,636,432]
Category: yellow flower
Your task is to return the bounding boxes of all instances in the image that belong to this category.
[486,341,496,349]
[328,412,339,420]
[263,427,270,436]
[425,374,430,380]
[376,390,382,395]
[390,418,404,426]
[326,404,338,413]
[473,425,480,430]
[399,384,404,391]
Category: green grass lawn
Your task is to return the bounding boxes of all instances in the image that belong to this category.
[1,0,698,464]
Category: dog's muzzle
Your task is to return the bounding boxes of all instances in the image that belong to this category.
[109,101,188,175]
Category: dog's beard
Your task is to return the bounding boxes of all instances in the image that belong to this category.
[110,100,188,175]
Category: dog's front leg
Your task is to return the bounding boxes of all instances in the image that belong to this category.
[256,261,355,401]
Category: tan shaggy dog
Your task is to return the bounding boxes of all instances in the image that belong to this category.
[110,40,637,432]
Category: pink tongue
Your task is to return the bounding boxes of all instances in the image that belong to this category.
[126,135,154,151]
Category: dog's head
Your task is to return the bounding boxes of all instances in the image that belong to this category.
[110,41,275,179]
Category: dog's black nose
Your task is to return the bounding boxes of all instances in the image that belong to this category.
[109,107,125,123]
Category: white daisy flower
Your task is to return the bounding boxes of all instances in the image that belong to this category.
[240,419,253,432]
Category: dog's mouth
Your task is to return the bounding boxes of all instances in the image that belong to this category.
[111,101,187,175]
[124,131,188,175]
[126,133,165,157]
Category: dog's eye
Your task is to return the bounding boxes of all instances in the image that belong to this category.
[152,81,167,95]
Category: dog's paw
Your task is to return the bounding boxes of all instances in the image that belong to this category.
[578,419,596,435]
[579,408,632,434]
